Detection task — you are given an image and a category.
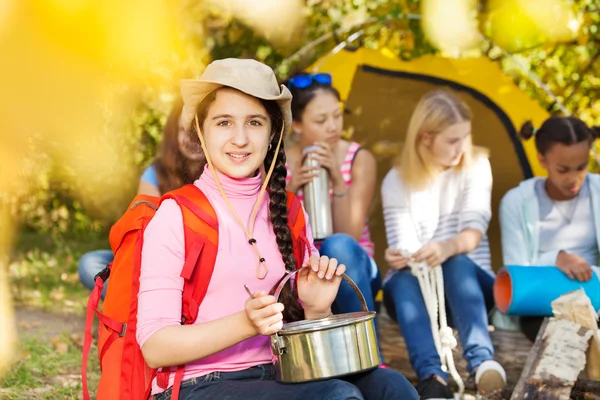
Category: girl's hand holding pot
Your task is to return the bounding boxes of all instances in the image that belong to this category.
[297,255,346,320]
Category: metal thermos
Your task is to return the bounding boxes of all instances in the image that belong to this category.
[302,145,333,240]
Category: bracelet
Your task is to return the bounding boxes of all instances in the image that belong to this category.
[333,189,348,198]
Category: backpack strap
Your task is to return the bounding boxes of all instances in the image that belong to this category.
[82,195,159,400]
[82,268,111,400]
[164,184,219,324]
[157,184,219,399]
[286,191,310,268]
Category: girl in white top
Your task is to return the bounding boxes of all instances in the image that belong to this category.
[500,116,600,341]
[381,90,505,399]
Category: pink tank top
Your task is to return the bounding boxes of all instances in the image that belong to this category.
[286,142,375,258]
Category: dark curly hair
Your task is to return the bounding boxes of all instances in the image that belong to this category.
[154,97,205,193]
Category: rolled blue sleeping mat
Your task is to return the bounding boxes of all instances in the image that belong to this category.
[494,266,600,316]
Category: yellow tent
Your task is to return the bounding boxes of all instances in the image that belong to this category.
[309,47,550,271]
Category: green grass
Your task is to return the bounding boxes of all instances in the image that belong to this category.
[2,231,107,398]
[0,334,99,399]
[9,231,109,313]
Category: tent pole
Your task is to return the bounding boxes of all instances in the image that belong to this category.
[274,14,422,75]
[311,30,366,72]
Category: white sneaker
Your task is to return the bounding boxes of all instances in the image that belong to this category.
[475,360,506,395]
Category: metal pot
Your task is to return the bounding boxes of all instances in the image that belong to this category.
[270,268,380,383]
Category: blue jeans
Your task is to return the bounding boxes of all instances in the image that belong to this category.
[319,234,381,315]
[383,255,495,381]
[154,364,418,400]
[78,250,113,299]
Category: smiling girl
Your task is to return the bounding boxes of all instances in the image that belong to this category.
[136,59,417,400]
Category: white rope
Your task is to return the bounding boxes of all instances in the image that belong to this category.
[401,250,465,396]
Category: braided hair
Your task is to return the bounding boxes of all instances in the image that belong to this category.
[260,99,305,322]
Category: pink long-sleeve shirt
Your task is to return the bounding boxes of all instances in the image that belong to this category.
[136,166,317,394]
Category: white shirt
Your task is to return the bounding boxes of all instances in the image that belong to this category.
[381,156,493,273]
[536,179,599,267]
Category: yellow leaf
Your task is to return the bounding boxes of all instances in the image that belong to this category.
[53,340,69,355]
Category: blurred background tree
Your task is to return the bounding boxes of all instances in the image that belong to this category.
[12,0,600,238]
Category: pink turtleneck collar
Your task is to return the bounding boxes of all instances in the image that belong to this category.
[197,165,262,199]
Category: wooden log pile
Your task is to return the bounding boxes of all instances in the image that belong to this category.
[509,289,600,400]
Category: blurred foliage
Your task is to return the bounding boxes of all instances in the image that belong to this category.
[196,0,436,79]
[14,94,167,239]
[492,2,600,120]
[16,0,600,236]
[489,0,600,171]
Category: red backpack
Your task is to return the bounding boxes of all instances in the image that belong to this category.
[82,184,309,400]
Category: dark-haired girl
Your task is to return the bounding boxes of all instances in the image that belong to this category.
[284,73,382,320]
[78,98,205,297]
[137,59,417,400]
[499,116,600,341]
[138,97,206,197]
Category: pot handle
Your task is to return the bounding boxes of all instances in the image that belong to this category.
[273,267,369,313]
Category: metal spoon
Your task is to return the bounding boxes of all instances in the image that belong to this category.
[244,284,255,299]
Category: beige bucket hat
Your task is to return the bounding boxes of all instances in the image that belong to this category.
[180,58,292,135]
